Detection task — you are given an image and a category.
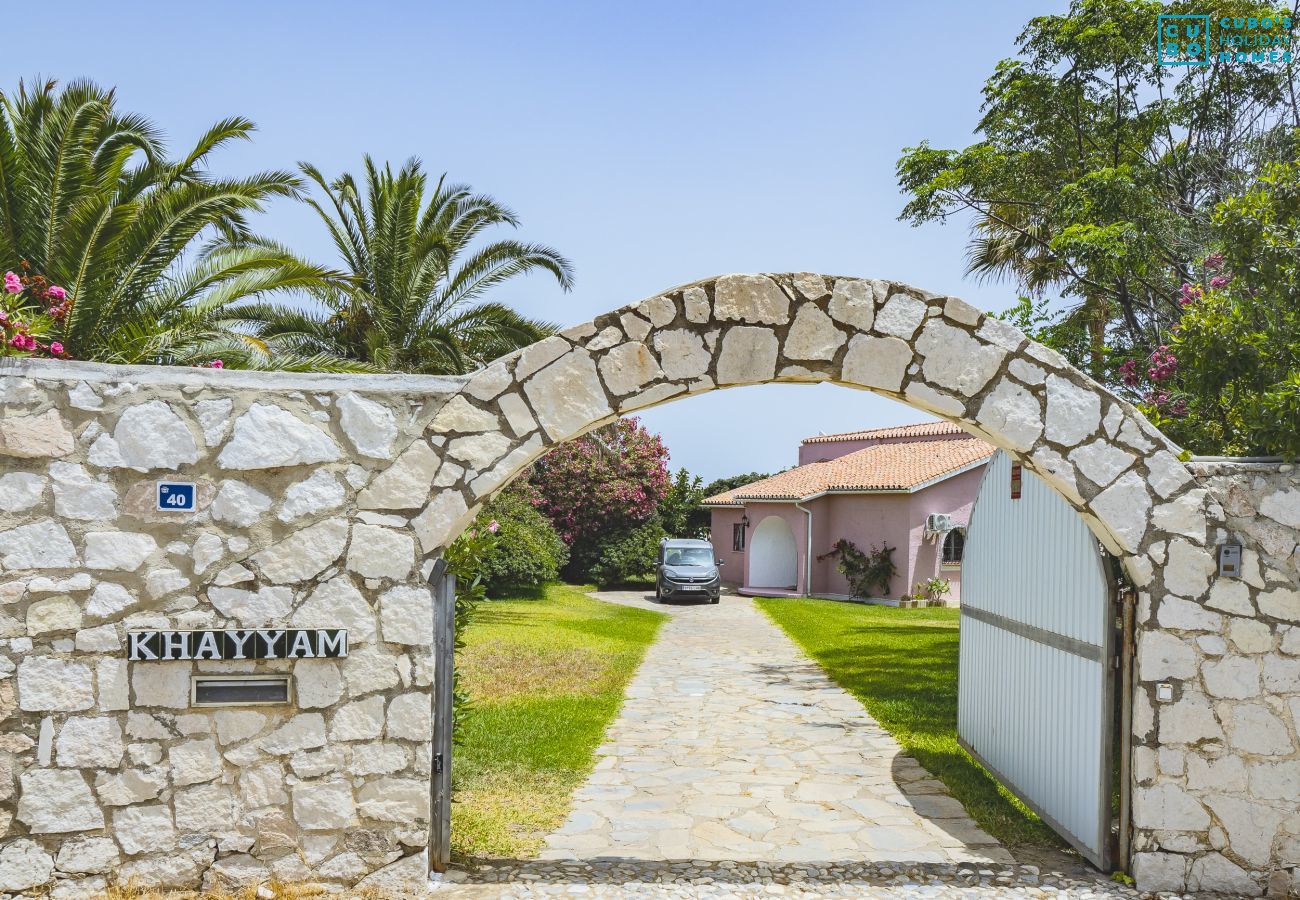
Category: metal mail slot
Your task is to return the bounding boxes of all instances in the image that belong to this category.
[191,675,292,708]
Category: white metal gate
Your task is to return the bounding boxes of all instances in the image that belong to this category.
[958,450,1114,869]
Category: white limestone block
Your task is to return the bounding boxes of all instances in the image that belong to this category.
[346,525,415,581]
[84,531,157,572]
[218,403,342,469]
[18,656,93,711]
[337,393,398,459]
[0,520,78,569]
[278,470,345,522]
[17,770,103,833]
[251,518,349,584]
[712,274,790,325]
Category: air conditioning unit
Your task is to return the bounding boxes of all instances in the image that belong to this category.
[924,514,954,537]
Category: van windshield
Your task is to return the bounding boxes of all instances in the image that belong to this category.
[665,548,714,566]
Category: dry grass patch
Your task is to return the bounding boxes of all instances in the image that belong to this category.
[450,584,664,861]
[457,644,615,702]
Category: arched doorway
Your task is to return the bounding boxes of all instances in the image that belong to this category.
[747,514,797,590]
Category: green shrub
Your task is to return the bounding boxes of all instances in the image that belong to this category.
[586,519,666,587]
[476,485,569,596]
[444,518,498,738]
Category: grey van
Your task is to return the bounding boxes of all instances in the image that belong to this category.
[655,538,722,603]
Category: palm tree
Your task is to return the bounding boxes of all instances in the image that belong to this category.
[238,157,573,374]
[0,78,358,370]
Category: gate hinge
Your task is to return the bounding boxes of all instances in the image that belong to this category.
[434,752,444,774]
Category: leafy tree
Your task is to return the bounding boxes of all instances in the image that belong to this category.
[239,157,573,374]
[701,471,775,498]
[897,0,1299,379]
[0,78,345,369]
[1122,156,1300,457]
[658,468,706,538]
[680,470,778,536]
[474,481,569,596]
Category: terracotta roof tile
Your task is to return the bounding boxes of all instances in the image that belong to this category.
[801,421,967,444]
[703,437,993,504]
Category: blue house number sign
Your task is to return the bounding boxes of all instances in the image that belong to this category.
[156,482,196,512]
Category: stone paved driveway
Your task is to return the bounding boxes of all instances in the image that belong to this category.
[537,590,1010,866]
[434,591,1154,898]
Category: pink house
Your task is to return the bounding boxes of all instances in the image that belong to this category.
[704,422,993,604]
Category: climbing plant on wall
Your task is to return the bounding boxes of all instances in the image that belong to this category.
[821,539,897,599]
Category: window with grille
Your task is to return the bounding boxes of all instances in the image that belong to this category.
[733,523,746,552]
[942,528,965,565]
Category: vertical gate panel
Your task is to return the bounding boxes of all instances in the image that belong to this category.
[958,451,1113,869]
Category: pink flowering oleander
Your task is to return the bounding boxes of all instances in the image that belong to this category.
[49,341,63,355]
[3,272,21,294]
[46,285,66,301]
[1147,346,1178,382]
[531,416,670,548]
[1209,274,1232,289]
[1119,358,1140,387]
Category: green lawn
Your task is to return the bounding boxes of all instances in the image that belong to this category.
[451,583,666,860]
[755,597,1063,849]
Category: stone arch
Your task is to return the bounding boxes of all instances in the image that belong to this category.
[416,272,1217,599]
[404,272,1245,890]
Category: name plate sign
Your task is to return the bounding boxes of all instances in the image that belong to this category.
[128,629,347,661]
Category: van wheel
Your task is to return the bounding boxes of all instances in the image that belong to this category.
[710,595,720,604]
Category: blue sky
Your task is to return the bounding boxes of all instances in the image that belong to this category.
[28,0,1057,481]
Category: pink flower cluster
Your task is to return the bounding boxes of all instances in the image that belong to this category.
[1141,389,1187,417]
[4,270,72,320]
[1120,345,1178,388]
[195,359,224,369]
[1184,255,1231,299]
[1118,358,1140,387]
[0,269,71,360]
[530,417,670,545]
[1147,346,1178,382]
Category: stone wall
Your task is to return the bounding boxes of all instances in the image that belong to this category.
[0,361,465,895]
[0,272,1298,896]
[1130,461,1300,897]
